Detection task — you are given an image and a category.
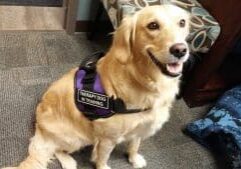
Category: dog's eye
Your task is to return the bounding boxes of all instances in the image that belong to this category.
[179,19,186,27]
[147,22,159,30]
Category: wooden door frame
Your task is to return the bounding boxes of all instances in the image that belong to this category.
[64,0,79,34]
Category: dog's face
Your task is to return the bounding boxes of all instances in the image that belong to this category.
[112,5,190,78]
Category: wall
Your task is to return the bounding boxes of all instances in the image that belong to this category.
[76,0,109,32]
[77,0,93,21]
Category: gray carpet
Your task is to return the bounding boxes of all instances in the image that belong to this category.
[0,31,221,169]
[0,0,62,7]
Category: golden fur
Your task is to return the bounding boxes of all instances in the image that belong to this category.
[3,5,190,169]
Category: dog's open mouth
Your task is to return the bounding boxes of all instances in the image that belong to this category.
[147,50,183,77]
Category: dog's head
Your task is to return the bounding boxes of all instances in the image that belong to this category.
[111,5,190,78]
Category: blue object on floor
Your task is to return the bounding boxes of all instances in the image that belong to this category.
[185,84,241,169]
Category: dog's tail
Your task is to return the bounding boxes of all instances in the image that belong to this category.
[2,128,56,169]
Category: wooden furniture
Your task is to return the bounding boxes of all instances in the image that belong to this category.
[183,0,241,107]
[64,0,79,34]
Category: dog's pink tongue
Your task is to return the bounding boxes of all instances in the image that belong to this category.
[166,62,183,74]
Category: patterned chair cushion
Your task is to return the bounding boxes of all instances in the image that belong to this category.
[101,0,220,53]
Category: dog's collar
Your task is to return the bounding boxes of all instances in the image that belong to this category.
[75,52,150,121]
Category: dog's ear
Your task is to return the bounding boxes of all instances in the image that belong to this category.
[111,15,137,64]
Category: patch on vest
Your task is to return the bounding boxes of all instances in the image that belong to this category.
[77,89,109,109]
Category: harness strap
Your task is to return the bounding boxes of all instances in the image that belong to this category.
[110,98,149,114]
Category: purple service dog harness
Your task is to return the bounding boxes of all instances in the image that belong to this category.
[74,52,148,120]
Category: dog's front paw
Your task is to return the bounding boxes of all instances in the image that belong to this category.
[96,164,111,169]
[129,154,147,168]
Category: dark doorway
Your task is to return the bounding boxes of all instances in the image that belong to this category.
[0,0,63,7]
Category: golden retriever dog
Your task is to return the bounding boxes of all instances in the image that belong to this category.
[3,5,190,169]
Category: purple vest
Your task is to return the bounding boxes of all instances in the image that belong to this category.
[74,52,147,120]
[74,69,114,120]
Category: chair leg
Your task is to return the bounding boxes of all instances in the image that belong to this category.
[87,1,104,40]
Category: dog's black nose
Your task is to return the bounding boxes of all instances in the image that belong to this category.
[169,43,187,58]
